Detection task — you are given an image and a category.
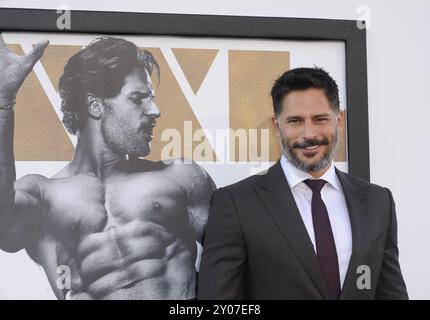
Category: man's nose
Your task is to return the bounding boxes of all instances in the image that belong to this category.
[147,100,161,118]
[302,120,316,139]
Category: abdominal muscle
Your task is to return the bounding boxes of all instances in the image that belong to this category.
[59,220,196,300]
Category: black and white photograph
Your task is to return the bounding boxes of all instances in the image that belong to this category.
[0,33,217,300]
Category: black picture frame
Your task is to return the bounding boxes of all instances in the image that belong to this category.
[0,7,369,181]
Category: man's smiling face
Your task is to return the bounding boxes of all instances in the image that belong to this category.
[272,88,344,177]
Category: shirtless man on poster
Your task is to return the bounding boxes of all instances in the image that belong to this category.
[0,35,215,300]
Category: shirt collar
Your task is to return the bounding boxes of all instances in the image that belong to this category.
[280,154,341,191]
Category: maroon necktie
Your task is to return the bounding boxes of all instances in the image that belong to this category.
[304,179,341,299]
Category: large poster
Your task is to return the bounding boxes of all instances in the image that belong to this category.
[0,32,347,299]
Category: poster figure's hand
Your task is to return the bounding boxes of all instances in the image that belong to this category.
[0,33,49,106]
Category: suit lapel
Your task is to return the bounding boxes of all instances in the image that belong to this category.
[254,161,330,299]
[336,169,371,299]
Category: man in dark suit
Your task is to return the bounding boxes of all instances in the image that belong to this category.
[198,67,408,300]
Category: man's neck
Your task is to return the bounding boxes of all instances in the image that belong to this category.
[68,129,124,178]
[308,165,331,179]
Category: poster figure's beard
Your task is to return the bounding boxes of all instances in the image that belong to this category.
[101,106,151,158]
[282,131,338,173]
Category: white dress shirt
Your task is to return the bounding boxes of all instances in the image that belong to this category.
[280,155,352,288]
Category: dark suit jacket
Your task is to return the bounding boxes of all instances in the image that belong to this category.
[198,161,408,299]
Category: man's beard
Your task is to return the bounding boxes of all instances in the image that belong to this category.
[282,130,338,173]
[101,105,151,158]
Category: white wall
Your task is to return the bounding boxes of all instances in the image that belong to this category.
[1,0,429,299]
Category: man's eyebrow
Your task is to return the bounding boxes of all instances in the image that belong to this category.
[313,113,331,118]
[284,113,331,120]
[128,90,150,97]
[285,115,303,120]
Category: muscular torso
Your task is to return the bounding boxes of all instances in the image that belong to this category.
[26,160,205,300]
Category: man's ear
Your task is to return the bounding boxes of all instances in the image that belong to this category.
[86,93,102,119]
[337,110,345,130]
[272,115,281,137]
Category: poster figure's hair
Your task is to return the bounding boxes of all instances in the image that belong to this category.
[59,37,160,135]
[271,66,340,116]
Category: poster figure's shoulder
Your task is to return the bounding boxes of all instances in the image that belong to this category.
[162,157,215,191]
[15,173,48,197]
[162,157,203,174]
[118,157,214,189]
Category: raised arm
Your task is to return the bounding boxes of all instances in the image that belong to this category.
[0,33,49,252]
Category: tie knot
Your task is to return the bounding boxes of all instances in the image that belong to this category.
[304,179,327,193]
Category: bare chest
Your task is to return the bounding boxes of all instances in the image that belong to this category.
[41,173,187,245]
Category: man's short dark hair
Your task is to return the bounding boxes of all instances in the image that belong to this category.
[271,67,340,116]
[59,37,159,135]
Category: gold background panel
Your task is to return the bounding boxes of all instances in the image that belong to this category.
[229,50,289,162]
[172,48,218,95]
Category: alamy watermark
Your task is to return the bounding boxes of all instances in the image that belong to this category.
[356,5,371,30]
[159,121,271,165]
[56,5,71,30]
[56,265,71,290]
[356,265,371,290]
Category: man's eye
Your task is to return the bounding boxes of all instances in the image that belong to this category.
[287,119,300,124]
[131,98,142,105]
[316,118,328,122]
[130,93,151,104]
